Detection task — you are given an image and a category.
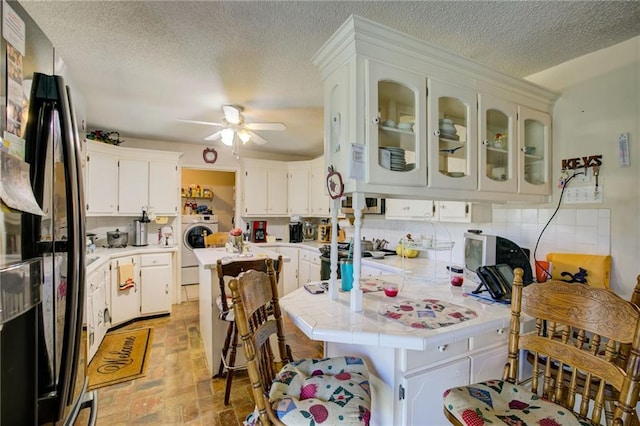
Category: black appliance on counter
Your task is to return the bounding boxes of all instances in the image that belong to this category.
[289,222,303,243]
[319,243,396,280]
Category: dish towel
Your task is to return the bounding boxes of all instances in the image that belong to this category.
[118,262,135,291]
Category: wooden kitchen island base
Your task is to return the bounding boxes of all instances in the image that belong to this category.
[279,274,532,426]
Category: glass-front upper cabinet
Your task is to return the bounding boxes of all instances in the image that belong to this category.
[518,106,551,195]
[478,94,517,192]
[428,80,477,190]
[366,60,427,187]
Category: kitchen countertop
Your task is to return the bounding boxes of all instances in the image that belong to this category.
[86,244,179,273]
[193,244,289,269]
[279,274,512,351]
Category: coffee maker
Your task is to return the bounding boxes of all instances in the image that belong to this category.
[252,221,267,243]
[289,221,303,243]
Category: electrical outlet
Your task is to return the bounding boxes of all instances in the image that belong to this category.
[563,186,603,204]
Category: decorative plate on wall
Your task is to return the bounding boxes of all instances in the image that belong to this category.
[203,147,217,164]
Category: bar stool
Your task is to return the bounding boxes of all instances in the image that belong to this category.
[216,255,282,405]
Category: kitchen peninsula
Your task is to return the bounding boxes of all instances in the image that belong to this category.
[193,246,287,376]
[279,271,530,426]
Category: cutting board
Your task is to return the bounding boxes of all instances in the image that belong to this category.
[546,253,611,289]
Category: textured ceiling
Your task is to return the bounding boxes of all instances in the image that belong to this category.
[19,1,640,159]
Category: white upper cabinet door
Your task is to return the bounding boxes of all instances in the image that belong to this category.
[149,161,179,214]
[85,149,118,215]
[366,60,427,187]
[287,165,310,216]
[428,80,478,191]
[243,167,269,215]
[118,159,149,215]
[267,167,288,215]
[518,106,551,195]
[310,159,330,216]
[478,94,518,193]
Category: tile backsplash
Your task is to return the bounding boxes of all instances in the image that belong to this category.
[355,207,610,267]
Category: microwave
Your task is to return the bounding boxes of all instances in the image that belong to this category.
[340,197,385,215]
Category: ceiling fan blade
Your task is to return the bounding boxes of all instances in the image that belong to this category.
[178,119,224,127]
[245,122,286,131]
[248,131,268,145]
[204,130,223,141]
[222,105,242,125]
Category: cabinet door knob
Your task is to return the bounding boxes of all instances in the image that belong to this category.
[482,139,490,146]
[497,328,504,335]
[438,344,448,352]
[434,130,441,136]
[372,117,380,124]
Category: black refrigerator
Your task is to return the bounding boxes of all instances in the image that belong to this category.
[0,1,95,424]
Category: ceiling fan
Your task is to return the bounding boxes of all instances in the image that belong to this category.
[180,105,286,146]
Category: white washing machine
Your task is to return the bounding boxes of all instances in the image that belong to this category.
[181,214,219,285]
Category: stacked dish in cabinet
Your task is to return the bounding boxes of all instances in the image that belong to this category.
[378,147,415,172]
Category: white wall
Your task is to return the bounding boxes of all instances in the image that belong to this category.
[527,36,640,297]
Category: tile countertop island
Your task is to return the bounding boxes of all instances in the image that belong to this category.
[193,246,288,377]
[279,273,530,426]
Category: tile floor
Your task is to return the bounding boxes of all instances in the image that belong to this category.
[83,285,323,425]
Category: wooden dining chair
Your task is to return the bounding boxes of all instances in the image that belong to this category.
[443,268,640,426]
[229,258,372,425]
[215,255,282,406]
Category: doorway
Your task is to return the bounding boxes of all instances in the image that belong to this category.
[181,169,236,231]
[181,168,236,292]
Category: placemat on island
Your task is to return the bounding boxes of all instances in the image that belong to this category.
[379,298,477,329]
[360,277,392,293]
[87,327,152,390]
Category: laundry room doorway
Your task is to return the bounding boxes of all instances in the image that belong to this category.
[180,168,236,294]
[182,169,236,231]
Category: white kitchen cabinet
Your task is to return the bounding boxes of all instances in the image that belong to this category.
[287,162,310,216]
[385,199,436,221]
[86,262,110,362]
[85,140,181,216]
[149,161,179,214]
[242,159,288,216]
[478,94,518,193]
[298,248,321,285]
[366,60,427,188]
[139,253,172,315]
[85,142,119,215]
[518,106,552,195]
[428,79,478,191]
[118,159,149,215]
[110,256,140,326]
[401,357,470,426]
[313,16,557,203]
[436,201,492,223]
[385,199,491,223]
[277,246,299,295]
[310,157,331,217]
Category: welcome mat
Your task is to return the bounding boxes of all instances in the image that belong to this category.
[379,298,477,329]
[87,328,153,390]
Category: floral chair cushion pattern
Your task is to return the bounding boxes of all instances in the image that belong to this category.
[270,356,372,425]
[443,380,590,426]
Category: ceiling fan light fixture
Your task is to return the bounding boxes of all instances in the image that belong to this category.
[221,128,235,146]
[237,129,251,143]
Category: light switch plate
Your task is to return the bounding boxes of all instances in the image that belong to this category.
[563,186,603,204]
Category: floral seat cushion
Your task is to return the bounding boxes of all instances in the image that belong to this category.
[269,356,372,425]
[443,379,590,426]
